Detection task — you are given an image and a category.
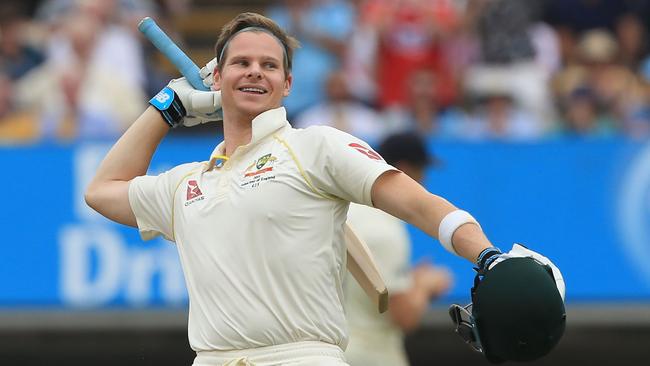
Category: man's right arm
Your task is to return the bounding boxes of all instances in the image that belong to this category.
[84,106,169,227]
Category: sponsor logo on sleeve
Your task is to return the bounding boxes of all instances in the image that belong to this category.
[348,143,382,160]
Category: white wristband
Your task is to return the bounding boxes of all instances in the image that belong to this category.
[438,210,480,256]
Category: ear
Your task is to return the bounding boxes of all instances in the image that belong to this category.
[283,73,293,97]
[212,67,222,91]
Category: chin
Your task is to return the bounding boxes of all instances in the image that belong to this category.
[240,100,279,116]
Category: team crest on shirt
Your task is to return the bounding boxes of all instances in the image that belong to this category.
[241,153,278,188]
[185,180,205,206]
[348,143,382,160]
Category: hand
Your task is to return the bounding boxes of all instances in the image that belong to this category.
[199,57,218,89]
[166,77,222,126]
[413,263,453,299]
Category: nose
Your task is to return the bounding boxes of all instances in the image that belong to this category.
[246,63,263,79]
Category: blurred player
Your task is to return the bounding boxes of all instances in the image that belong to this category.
[85,12,561,366]
[345,132,452,366]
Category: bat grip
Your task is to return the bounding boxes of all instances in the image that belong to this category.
[138,17,209,91]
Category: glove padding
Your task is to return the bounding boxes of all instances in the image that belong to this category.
[166,77,223,126]
[489,244,566,301]
[199,57,218,89]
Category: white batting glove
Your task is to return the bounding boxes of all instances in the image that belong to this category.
[166,77,222,126]
[199,57,218,89]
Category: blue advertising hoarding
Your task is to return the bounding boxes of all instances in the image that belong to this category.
[1,138,649,308]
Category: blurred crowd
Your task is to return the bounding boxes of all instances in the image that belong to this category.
[2,0,650,144]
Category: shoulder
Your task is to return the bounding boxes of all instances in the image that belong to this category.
[146,161,205,184]
[284,125,365,152]
[287,124,356,142]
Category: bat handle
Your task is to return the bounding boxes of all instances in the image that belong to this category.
[138,17,209,91]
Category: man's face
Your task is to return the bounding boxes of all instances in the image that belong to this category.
[213,31,292,120]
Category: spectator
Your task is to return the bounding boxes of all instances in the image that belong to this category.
[554,86,618,138]
[0,3,45,81]
[463,0,556,128]
[615,13,648,70]
[552,29,645,136]
[360,0,459,108]
[294,69,386,146]
[463,89,545,141]
[0,72,38,142]
[15,5,146,140]
[267,0,356,118]
[383,69,466,140]
[342,0,380,104]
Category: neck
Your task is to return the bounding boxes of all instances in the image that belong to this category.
[222,110,255,156]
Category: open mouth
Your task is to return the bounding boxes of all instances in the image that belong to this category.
[238,87,268,94]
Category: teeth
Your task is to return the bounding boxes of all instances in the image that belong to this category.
[240,87,265,94]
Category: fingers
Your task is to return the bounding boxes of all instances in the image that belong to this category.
[190,91,221,114]
[200,57,218,88]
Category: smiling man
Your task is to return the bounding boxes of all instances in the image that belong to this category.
[83,12,562,366]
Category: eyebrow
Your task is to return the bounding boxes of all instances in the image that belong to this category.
[227,54,282,64]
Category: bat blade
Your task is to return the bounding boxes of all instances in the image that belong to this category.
[344,223,389,313]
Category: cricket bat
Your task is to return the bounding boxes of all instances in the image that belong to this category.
[138,17,389,314]
[344,223,389,313]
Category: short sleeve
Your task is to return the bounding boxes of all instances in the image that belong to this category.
[295,126,398,206]
[128,162,202,242]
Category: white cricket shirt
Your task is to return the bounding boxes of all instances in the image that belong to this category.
[128,107,396,352]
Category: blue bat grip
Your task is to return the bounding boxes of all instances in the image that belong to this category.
[138,17,209,91]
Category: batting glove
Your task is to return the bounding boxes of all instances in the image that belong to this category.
[199,57,218,89]
[149,77,222,128]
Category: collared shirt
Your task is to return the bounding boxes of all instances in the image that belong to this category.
[128,107,396,352]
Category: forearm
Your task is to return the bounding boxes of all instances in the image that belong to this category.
[91,106,168,184]
[372,171,493,262]
[85,106,168,226]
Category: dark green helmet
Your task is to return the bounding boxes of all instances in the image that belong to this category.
[450,256,566,363]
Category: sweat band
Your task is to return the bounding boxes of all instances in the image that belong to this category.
[218,26,289,70]
[149,87,186,128]
[438,210,480,256]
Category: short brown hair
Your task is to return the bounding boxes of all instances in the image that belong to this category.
[214,12,300,77]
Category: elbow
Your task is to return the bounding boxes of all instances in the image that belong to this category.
[84,182,102,211]
[84,187,97,211]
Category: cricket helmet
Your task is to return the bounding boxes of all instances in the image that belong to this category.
[450,256,566,363]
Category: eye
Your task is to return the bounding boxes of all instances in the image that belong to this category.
[264,62,278,69]
[232,59,248,67]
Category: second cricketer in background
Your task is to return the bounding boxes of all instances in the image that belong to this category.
[345,132,452,366]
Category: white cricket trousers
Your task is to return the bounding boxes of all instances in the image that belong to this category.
[192,341,349,366]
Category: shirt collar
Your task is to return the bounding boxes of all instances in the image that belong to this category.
[205,107,289,171]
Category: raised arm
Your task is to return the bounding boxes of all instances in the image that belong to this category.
[85,73,222,227]
[84,106,169,227]
[371,170,493,263]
